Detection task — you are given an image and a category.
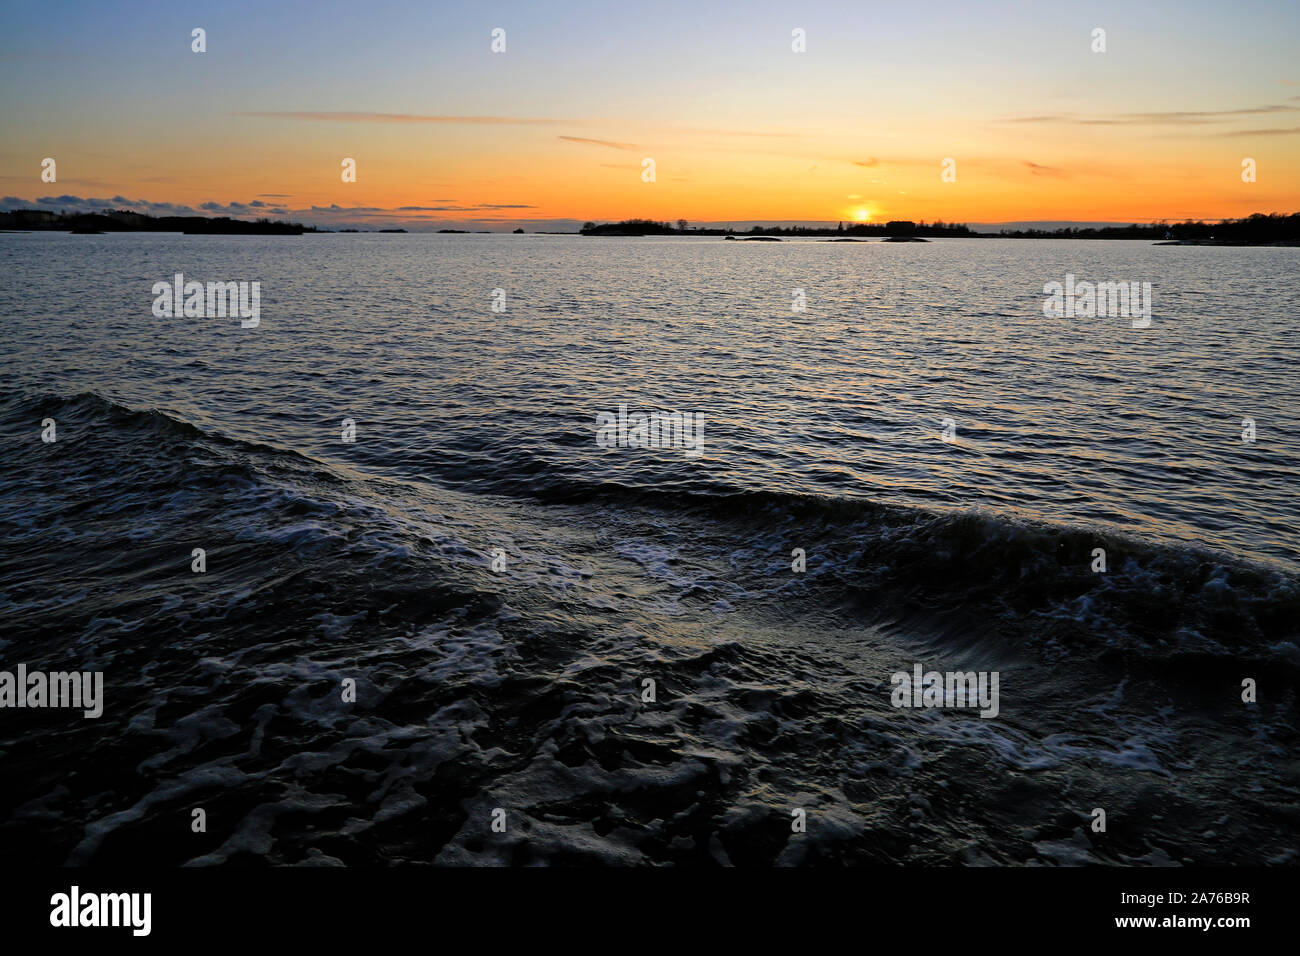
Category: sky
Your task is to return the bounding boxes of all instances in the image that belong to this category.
[1,0,1297,230]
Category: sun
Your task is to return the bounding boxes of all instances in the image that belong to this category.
[853,208,871,223]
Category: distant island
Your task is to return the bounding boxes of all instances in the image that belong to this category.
[992,212,1300,243]
[4,207,1295,242]
[578,212,1299,244]
[580,218,970,238]
[0,208,309,234]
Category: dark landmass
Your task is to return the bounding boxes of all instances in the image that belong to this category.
[184,218,304,235]
[577,213,1300,243]
[7,206,1293,241]
[724,235,782,241]
[1155,238,1300,247]
[882,236,929,242]
[994,212,1299,242]
[580,218,972,237]
[580,219,681,236]
[0,208,308,234]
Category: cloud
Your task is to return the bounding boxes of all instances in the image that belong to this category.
[395,203,536,211]
[559,135,639,150]
[10,194,204,215]
[1023,161,1066,177]
[653,126,796,139]
[0,194,544,232]
[1003,104,1300,126]
[843,156,939,169]
[241,111,575,126]
[1220,126,1300,136]
[4,195,294,218]
[240,110,793,140]
[200,200,251,212]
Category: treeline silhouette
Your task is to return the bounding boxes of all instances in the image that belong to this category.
[997,212,1300,242]
[0,208,308,234]
[577,213,1299,242]
[7,207,1294,240]
[579,218,975,237]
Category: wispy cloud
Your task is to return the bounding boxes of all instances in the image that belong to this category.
[239,110,795,141]
[1023,160,1066,177]
[1219,126,1300,136]
[240,111,575,126]
[2,194,292,217]
[558,135,640,150]
[840,156,942,169]
[0,193,560,231]
[657,126,796,139]
[1002,104,1300,126]
[395,203,536,211]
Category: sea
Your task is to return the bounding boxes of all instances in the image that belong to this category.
[0,232,1296,865]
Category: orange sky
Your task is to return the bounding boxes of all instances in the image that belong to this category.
[2,1,1297,229]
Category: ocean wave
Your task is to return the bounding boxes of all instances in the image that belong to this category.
[4,389,1296,679]
[2,385,1296,865]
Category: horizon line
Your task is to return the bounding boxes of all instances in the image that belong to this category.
[6,202,1295,228]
